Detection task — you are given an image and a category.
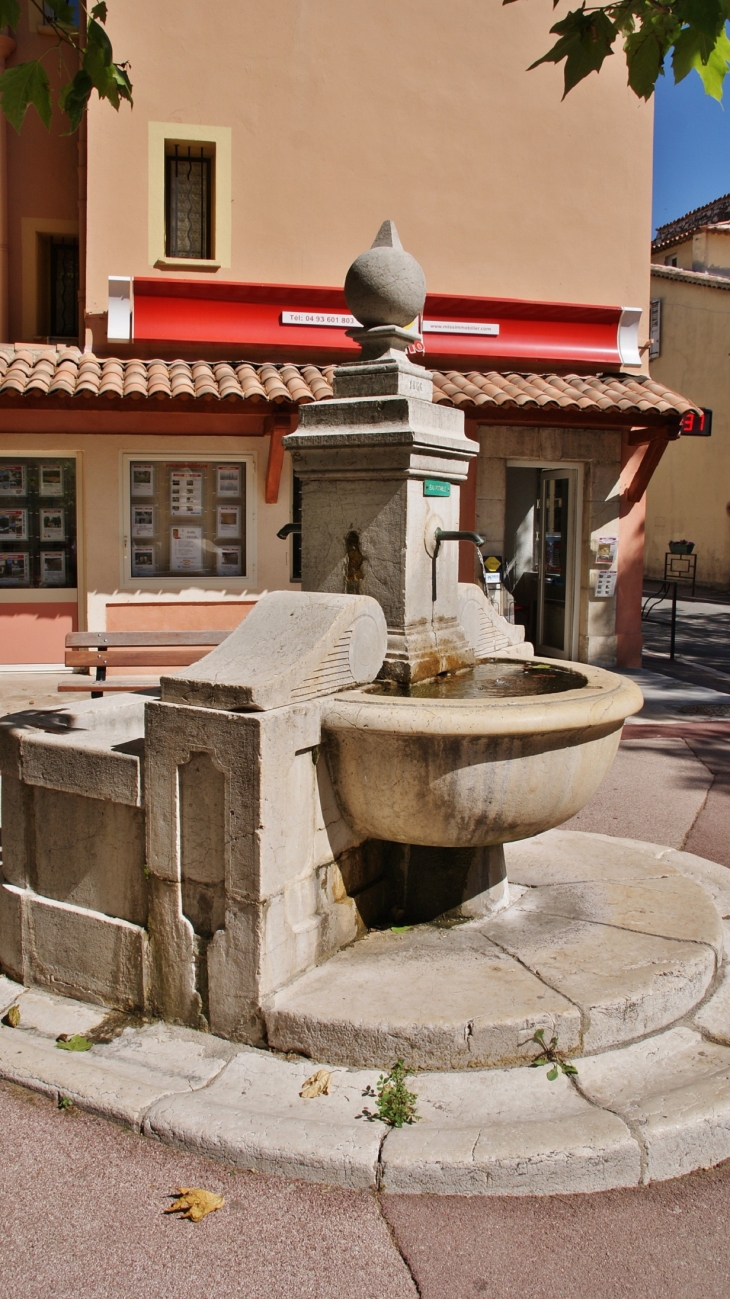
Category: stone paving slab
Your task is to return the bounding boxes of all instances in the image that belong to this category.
[578,1028,730,1183]
[267,924,581,1070]
[0,1019,231,1126]
[145,1050,385,1190]
[380,1067,640,1196]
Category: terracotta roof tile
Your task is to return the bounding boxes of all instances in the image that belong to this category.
[0,348,698,423]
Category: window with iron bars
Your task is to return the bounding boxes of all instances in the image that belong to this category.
[48,237,78,340]
[165,144,213,260]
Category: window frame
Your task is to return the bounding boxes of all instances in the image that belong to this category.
[165,144,214,261]
[148,122,232,271]
[121,452,256,592]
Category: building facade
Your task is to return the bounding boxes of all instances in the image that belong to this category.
[0,0,696,667]
[648,197,730,590]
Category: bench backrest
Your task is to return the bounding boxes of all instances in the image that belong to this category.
[64,630,230,670]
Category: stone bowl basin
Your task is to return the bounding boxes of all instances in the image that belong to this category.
[321,660,643,848]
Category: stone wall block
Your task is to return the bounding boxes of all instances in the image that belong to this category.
[0,724,21,778]
[1,774,33,889]
[0,881,25,983]
[19,732,142,806]
[207,901,265,1044]
[32,787,147,926]
[147,875,201,1027]
[24,893,148,1010]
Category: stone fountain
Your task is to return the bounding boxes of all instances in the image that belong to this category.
[1,224,725,1112]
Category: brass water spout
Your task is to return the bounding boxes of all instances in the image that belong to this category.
[432,529,485,602]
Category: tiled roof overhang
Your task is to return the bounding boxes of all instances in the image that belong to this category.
[651,263,730,291]
[0,348,698,431]
[653,193,730,249]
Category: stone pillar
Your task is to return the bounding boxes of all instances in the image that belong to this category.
[285,349,479,683]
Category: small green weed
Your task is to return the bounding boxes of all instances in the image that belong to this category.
[57,1095,74,1111]
[530,1028,578,1081]
[55,1034,92,1052]
[361,1059,419,1127]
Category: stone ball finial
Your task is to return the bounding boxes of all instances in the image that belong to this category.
[344,221,426,329]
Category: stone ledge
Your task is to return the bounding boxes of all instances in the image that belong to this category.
[1,981,730,1195]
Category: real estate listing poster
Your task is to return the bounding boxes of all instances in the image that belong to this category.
[170,469,203,516]
[0,465,26,496]
[132,547,155,576]
[131,463,155,497]
[216,545,241,576]
[0,552,28,584]
[170,526,203,572]
[216,464,241,496]
[0,509,28,540]
[41,508,65,541]
[216,505,240,538]
[40,551,66,585]
[132,506,155,538]
[39,464,64,496]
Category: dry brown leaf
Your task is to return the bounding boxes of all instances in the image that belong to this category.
[4,1005,20,1028]
[300,1068,331,1098]
[164,1187,225,1222]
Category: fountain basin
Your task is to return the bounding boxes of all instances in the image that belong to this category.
[322,660,643,847]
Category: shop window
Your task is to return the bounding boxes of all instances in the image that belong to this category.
[0,457,77,588]
[127,457,251,582]
[165,143,214,261]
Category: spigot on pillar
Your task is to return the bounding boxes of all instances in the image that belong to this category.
[432,529,485,603]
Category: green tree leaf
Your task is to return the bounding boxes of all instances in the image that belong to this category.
[92,1,109,20]
[56,1034,92,1052]
[59,69,93,133]
[529,7,618,97]
[692,27,730,97]
[0,60,51,131]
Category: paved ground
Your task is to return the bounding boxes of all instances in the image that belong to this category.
[1,665,729,1297]
[642,591,730,686]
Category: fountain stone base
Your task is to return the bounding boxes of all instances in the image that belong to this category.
[265,830,724,1070]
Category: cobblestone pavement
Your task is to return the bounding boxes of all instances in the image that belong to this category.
[1,668,729,1297]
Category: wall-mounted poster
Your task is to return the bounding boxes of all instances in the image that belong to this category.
[132,506,155,537]
[216,505,240,538]
[39,464,64,496]
[132,547,155,576]
[131,463,155,497]
[170,525,202,572]
[0,508,28,540]
[0,552,28,584]
[40,551,66,585]
[0,464,25,496]
[596,536,618,566]
[595,570,617,598]
[40,508,65,541]
[217,464,240,496]
[170,468,203,516]
[216,545,241,576]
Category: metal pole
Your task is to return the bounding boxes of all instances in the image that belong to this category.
[669,583,677,660]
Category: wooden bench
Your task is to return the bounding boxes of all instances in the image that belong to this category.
[59,630,230,697]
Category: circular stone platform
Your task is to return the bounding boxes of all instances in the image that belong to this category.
[265,831,728,1069]
[3,831,730,1199]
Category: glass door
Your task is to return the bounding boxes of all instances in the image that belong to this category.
[536,469,577,659]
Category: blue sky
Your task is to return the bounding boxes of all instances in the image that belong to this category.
[653,68,730,233]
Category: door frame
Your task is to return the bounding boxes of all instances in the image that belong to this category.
[506,460,584,660]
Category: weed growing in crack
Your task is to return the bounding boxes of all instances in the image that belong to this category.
[530,1028,579,1081]
[359,1059,419,1127]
